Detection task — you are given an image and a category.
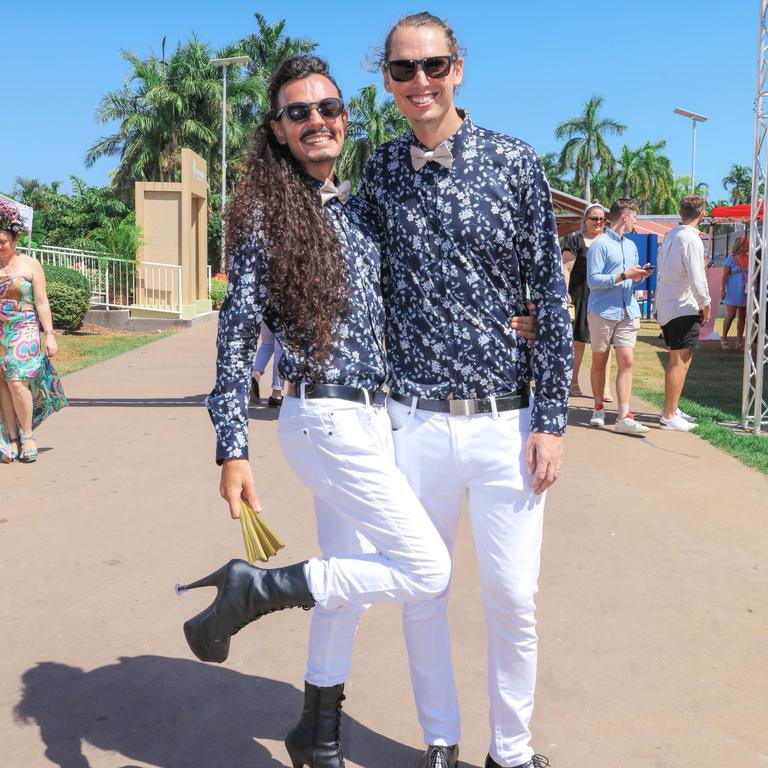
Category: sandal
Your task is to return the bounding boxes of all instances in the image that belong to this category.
[569,383,583,397]
[720,339,731,350]
[18,432,37,463]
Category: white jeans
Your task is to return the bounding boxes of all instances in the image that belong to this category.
[387,398,545,768]
[277,395,450,687]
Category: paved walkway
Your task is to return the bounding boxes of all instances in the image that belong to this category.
[2,321,766,768]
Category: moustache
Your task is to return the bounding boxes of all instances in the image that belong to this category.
[300,128,335,141]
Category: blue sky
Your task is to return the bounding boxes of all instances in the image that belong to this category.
[2,1,756,201]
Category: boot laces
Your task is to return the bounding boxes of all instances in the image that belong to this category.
[335,693,346,765]
[529,756,550,768]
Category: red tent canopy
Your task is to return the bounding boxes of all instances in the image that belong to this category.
[710,201,764,220]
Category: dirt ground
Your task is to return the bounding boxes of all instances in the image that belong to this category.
[2,321,765,768]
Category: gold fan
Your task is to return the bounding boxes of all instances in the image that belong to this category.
[238,499,285,563]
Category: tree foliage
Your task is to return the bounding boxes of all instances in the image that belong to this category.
[337,85,409,190]
[721,164,752,205]
[555,94,626,201]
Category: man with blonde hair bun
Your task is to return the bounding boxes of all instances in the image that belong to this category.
[361,10,572,768]
[655,194,710,431]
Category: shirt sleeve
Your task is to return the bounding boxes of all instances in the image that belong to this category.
[683,236,711,308]
[561,232,578,256]
[587,240,619,289]
[206,235,267,464]
[514,152,574,434]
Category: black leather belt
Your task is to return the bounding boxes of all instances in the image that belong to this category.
[286,382,387,406]
[390,387,529,415]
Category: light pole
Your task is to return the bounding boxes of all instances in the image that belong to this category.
[673,107,709,194]
[211,55,251,272]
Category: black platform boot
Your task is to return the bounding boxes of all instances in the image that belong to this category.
[284,682,346,768]
[178,559,315,663]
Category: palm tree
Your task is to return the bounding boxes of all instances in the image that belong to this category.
[85,37,262,199]
[722,164,752,205]
[615,144,648,200]
[555,94,626,201]
[540,153,568,191]
[239,12,317,107]
[336,85,409,189]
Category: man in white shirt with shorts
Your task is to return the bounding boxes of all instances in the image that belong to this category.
[655,194,710,431]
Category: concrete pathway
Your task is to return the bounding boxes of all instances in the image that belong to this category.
[2,321,765,768]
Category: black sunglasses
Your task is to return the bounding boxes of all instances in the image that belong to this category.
[274,98,345,123]
[587,216,606,222]
[384,55,457,82]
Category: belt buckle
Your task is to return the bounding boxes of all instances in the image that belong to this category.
[449,398,476,417]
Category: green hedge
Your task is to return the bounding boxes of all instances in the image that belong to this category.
[210,278,227,310]
[43,264,91,293]
[47,283,91,331]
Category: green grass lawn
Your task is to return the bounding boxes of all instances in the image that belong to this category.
[577,319,768,477]
[54,327,176,377]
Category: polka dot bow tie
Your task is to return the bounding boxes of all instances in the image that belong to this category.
[319,179,352,205]
[410,141,454,171]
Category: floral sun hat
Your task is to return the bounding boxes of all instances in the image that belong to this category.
[0,199,24,235]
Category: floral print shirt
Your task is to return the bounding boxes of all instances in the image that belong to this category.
[207,192,387,462]
[359,115,573,434]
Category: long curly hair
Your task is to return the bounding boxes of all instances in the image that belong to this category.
[225,55,348,363]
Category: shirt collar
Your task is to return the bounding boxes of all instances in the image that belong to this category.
[409,109,473,155]
[605,228,626,243]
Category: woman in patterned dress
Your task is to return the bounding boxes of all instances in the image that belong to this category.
[0,201,67,463]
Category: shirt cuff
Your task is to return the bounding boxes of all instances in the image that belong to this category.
[530,395,568,434]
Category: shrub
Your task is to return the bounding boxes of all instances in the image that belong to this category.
[210,278,227,310]
[47,283,91,331]
[43,264,91,293]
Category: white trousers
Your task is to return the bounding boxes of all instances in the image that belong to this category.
[276,395,450,687]
[387,398,545,768]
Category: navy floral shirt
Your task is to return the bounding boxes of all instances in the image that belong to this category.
[359,115,573,434]
[207,192,387,462]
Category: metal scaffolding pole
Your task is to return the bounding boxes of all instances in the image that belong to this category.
[742,0,768,433]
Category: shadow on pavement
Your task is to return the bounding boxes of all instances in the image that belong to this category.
[13,656,442,768]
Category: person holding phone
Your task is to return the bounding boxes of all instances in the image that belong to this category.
[586,198,651,435]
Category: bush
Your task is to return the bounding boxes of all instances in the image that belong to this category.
[210,278,227,310]
[47,282,91,331]
[43,264,91,293]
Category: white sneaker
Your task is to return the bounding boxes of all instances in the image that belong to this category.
[660,413,697,432]
[659,408,697,424]
[589,407,605,427]
[614,416,650,435]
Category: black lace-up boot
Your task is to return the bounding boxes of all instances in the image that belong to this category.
[179,559,315,663]
[418,744,459,768]
[284,682,346,768]
[485,754,550,768]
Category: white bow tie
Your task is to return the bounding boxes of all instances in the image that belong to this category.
[410,141,454,171]
[319,179,352,205]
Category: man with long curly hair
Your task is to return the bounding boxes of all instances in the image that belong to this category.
[358,12,573,768]
[193,55,452,768]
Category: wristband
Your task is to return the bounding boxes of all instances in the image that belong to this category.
[43,330,55,336]
[620,272,626,282]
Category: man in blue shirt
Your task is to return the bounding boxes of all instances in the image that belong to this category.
[586,198,653,434]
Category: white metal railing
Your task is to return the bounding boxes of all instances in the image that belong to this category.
[21,245,183,314]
